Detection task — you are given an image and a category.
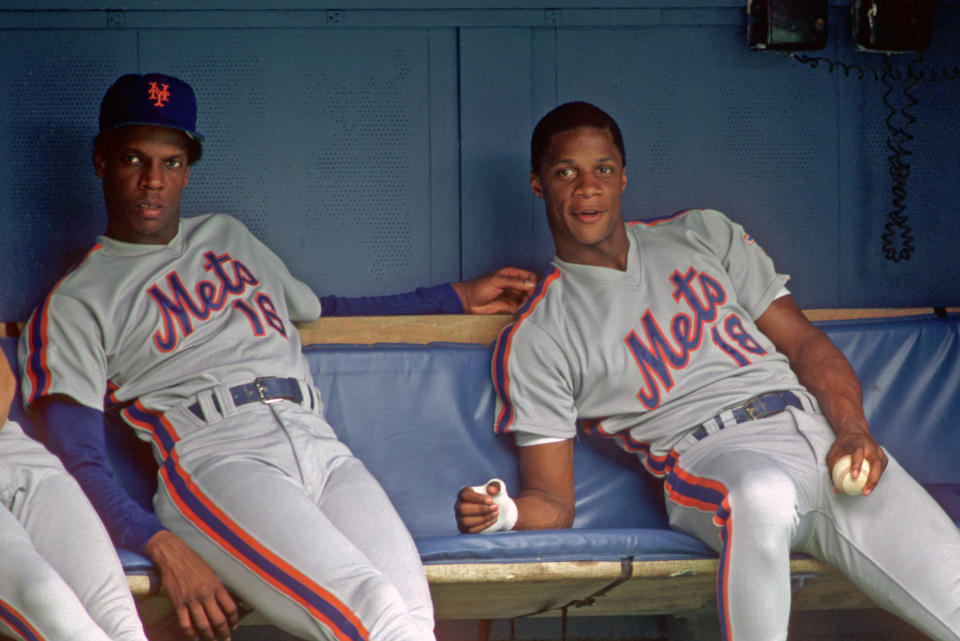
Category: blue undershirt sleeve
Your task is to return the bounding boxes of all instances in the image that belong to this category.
[320,283,464,317]
[33,397,165,554]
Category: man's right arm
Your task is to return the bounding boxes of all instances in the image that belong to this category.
[33,395,165,552]
[458,313,577,533]
[456,439,575,533]
[320,267,538,317]
[516,439,576,529]
[35,395,239,640]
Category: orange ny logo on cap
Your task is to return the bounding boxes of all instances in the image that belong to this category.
[147,81,171,107]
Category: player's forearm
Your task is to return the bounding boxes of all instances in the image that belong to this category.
[34,396,166,552]
[757,297,870,439]
[514,440,576,529]
[515,491,575,530]
[319,284,463,316]
[70,456,167,551]
[789,332,870,437]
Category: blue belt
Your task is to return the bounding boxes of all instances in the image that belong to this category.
[187,376,302,422]
[690,390,803,441]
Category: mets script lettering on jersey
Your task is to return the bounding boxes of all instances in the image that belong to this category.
[624,267,767,410]
[148,251,286,352]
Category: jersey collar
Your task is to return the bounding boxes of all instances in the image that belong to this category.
[552,225,642,287]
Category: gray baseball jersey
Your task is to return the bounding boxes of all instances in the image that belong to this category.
[19,214,434,641]
[493,209,960,641]
[0,421,146,641]
[20,213,319,415]
[494,209,803,474]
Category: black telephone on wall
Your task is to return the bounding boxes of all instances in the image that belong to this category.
[851,0,934,53]
[748,0,933,52]
[749,0,952,262]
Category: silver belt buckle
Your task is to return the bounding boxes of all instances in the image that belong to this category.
[255,377,283,404]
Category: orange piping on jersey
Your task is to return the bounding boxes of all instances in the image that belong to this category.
[23,244,103,405]
[627,209,702,227]
[492,266,562,434]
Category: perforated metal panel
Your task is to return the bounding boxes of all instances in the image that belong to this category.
[460,18,960,309]
[149,43,270,236]
[139,29,440,296]
[303,40,420,283]
[836,21,960,307]
[552,26,843,307]
[2,9,959,322]
[1,31,135,320]
[1,25,456,321]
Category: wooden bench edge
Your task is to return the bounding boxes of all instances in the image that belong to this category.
[301,307,960,344]
[126,556,846,593]
[422,556,847,582]
[0,307,960,345]
[7,308,955,343]
[420,557,874,619]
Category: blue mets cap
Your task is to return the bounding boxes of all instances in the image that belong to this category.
[99,73,204,141]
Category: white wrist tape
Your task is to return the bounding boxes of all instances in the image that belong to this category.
[472,478,518,534]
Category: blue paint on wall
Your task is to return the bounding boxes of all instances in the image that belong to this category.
[1,4,958,321]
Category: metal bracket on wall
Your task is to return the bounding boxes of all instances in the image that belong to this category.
[106,10,126,28]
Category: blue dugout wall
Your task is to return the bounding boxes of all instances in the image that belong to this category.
[2,1,959,322]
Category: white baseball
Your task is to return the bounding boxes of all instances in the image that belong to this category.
[831,455,870,496]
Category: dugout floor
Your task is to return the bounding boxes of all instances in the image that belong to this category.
[226,608,936,640]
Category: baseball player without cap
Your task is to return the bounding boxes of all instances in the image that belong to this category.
[99,73,204,140]
[494,210,960,641]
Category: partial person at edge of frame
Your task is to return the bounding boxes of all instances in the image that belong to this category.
[1,343,148,641]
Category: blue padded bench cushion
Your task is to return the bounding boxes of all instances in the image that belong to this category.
[417,528,712,565]
[2,312,959,575]
[817,314,960,487]
[305,342,672,540]
[306,341,709,563]
[924,484,960,522]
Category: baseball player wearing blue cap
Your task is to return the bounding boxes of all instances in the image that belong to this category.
[455,102,960,641]
[19,73,536,641]
[1,344,148,641]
